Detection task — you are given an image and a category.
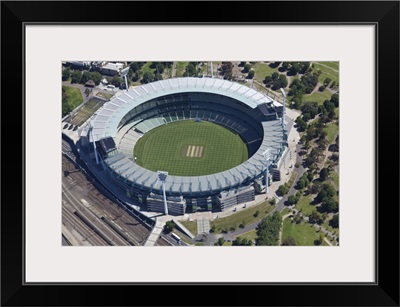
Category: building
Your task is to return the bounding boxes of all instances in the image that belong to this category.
[80,77,288,214]
[101,62,124,76]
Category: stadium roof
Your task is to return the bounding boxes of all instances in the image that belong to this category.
[89,77,282,142]
[103,119,285,196]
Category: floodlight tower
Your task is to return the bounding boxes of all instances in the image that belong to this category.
[89,121,99,165]
[280,88,286,131]
[121,67,129,91]
[262,148,271,195]
[157,171,169,215]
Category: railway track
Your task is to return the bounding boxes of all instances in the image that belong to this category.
[62,155,151,246]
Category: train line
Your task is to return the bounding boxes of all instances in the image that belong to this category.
[62,154,151,246]
[62,206,107,246]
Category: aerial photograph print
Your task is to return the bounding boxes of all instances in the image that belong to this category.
[61,61,339,247]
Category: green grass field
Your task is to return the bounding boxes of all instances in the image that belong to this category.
[70,98,105,126]
[63,86,83,110]
[303,89,333,105]
[324,122,339,143]
[175,61,189,77]
[180,220,198,236]
[312,62,339,85]
[134,120,248,176]
[253,62,279,83]
[296,195,316,216]
[210,201,276,233]
[235,229,257,242]
[282,218,320,246]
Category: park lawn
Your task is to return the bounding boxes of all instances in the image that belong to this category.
[63,86,83,110]
[140,62,154,74]
[179,220,198,236]
[279,207,292,218]
[329,170,339,190]
[222,241,233,246]
[314,61,339,71]
[175,61,189,77]
[324,122,339,143]
[322,217,340,237]
[252,62,279,83]
[296,195,316,216]
[282,218,320,246]
[303,89,333,105]
[334,108,339,117]
[312,62,339,84]
[235,229,257,242]
[210,201,276,233]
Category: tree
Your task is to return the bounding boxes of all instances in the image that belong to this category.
[129,62,144,72]
[281,62,290,71]
[322,199,339,213]
[292,214,302,224]
[301,101,319,119]
[239,61,246,67]
[217,237,225,246]
[309,211,323,225]
[141,71,154,84]
[155,62,165,74]
[243,63,251,73]
[323,77,332,86]
[221,62,233,80]
[319,167,329,181]
[233,236,252,246]
[254,210,260,217]
[278,74,288,88]
[111,75,122,87]
[62,86,73,117]
[330,93,339,107]
[323,99,335,113]
[288,195,298,205]
[90,71,102,85]
[80,71,91,84]
[330,214,339,228]
[289,62,301,75]
[282,236,297,246]
[164,220,176,233]
[248,70,255,79]
[300,73,319,93]
[264,75,273,87]
[278,184,290,195]
[210,225,216,233]
[316,232,325,245]
[62,67,71,81]
[70,70,82,84]
[184,63,196,77]
[256,212,282,246]
[318,85,326,92]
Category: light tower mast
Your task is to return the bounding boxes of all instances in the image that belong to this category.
[280,88,286,131]
[89,121,99,164]
[121,67,129,91]
[157,171,169,215]
[262,148,271,195]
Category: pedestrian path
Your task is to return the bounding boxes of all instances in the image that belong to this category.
[196,212,211,234]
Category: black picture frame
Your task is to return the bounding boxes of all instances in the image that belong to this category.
[1,1,399,306]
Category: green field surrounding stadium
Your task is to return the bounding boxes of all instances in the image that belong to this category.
[134,120,248,176]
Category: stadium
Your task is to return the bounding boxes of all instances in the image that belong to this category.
[80,77,291,215]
